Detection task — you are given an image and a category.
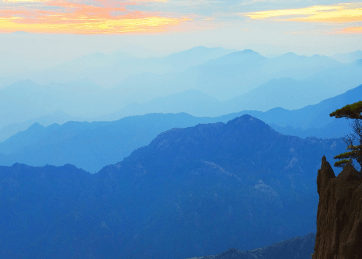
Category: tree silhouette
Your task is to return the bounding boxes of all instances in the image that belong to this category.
[330,101,362,170]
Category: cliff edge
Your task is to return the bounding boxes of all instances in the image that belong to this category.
[313,156,362,259]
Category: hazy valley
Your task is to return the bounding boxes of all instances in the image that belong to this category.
[0,44,361,259]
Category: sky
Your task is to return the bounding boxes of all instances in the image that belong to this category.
[0,0,361,63]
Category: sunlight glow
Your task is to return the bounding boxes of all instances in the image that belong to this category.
[0,16,187,34]
[243,3,362,23]
[0,0,189,34]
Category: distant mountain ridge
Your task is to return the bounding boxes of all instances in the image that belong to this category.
[1,84,361,172]
[103,83,362,140]
[0,111,82,142]
[1,48,357,125]
[102,72,362,121]
[114,49,343,101]
[228,83,362,135]
[190,233,315,259]
[21,46,237,87]
[100,89,221,120]
[0,113,213,172]
[331,50,362,63]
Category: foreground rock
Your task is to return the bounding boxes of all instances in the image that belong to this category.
[189,233,315,259]
[313,156,362,259]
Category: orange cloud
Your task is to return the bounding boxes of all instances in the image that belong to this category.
[132,0,167,2]
[243,3,362,23]
[3,0,48,2]
[0,0,190,34]
[337,26,362,34]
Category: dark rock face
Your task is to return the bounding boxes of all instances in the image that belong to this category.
[313,157,362,259]
[191,233,315,259]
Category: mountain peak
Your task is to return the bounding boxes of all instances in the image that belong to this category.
[28,122,44,130]
[242,49,258,54]
[226,114,273,131]
[212,49,265,65]
[121,115,279,172]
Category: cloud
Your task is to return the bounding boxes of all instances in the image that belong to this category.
[2,0,362,35]
[4,0,46,2]
[0,0,191,34]
[132,0,167,2]
[242,3,362,23]
[337,26,362,34]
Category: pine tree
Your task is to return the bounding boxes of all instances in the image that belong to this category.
[330,101,362,170]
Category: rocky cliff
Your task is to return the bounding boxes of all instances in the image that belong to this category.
[313,156,362,259]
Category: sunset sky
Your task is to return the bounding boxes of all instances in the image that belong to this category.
[0,0,361,61]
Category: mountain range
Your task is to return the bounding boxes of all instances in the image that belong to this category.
[0,82,358,172]
[24,46,236,87]
[0,111,81,142]
[330,50,362,63]
[0,115,345,258]
[108,49,346,103]
[191,233,315,259]
[103,61,362,120]
[223,83,362,138]
[0,113,212,172]
[1,47,361,126]
[2,44,361,259]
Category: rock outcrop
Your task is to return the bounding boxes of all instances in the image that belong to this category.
[313,156,362,259]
